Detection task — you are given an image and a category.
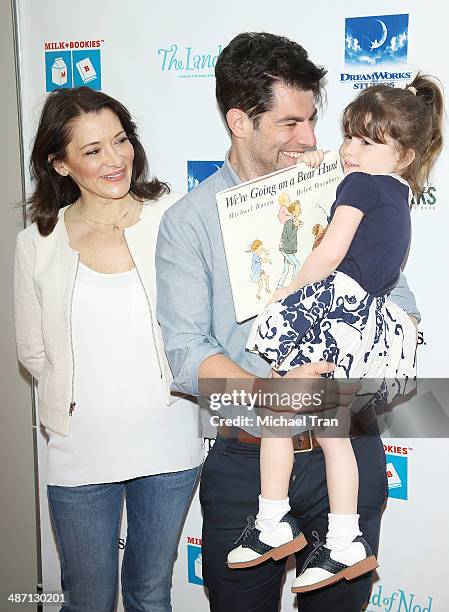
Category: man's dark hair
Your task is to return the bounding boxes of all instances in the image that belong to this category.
[215,32,327,127]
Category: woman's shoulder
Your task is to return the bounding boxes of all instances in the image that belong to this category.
[17,207,68,249]
[17,219,42,250]
[140,191,183,219]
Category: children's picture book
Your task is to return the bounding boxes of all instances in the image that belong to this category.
[216,151,342,322]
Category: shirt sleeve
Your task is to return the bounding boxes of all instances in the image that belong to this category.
[156,205,226,397]
[334,172,379,214]
[388,270,421,322]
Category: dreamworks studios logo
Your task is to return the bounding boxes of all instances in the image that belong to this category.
[187,160,224,191]
[384,444,411,500]
[411,185,437,211]
[157,44,222,79]
[187,536,203,586]
[341,14,412,89]
[368,584,433,612]
[44,39,103,92]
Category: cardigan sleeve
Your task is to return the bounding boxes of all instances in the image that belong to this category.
[14,232,45,381]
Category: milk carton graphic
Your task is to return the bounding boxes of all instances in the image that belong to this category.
[51,58,68,86]
[187,544,204,585]
[76,57,97,83]
[194,553,203,580]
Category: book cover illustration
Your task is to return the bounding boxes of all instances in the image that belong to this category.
[216,151,341,322]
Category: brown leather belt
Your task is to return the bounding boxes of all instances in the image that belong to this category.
[217,425,321,453]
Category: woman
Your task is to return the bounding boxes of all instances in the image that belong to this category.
[14,86,203,611]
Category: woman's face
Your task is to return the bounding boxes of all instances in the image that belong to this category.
[54,108,135,202]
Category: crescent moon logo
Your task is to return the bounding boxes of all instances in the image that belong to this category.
[367,19,388,50]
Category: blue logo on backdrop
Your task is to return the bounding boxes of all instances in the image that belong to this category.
[72,50,101,88]
[341,15,411,89]
[385,453,408,500]
[187,160,224,191]
[44,40,102,92]
[187,544,203,586]
[157,44,222,78]
[368,584,433,611]
[345,14,409,65]
[45,51,73,90]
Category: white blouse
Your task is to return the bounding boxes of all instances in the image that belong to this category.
[46,262,202,486]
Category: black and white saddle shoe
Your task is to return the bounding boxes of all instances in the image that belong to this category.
[227,513,307,569]
[291,533,378,593]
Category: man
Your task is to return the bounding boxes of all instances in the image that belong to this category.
[156,32,419,612]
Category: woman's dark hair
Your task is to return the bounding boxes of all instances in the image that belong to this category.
[342,74,444,194]
[215,32,327,128]
[28,86,169,236]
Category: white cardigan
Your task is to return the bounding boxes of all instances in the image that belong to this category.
[14,193,190,437]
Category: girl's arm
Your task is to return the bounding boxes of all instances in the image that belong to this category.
[287,205,363,292]
[268,205,363,305]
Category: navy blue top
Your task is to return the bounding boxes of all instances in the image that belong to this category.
[329,172,411,297]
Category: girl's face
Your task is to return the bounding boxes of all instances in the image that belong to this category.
[340,133,402,176]
[54,108,135,202]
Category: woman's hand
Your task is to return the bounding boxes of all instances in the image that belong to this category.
[297,149,325,168]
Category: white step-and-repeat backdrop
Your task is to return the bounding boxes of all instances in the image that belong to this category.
[15,0,448,610]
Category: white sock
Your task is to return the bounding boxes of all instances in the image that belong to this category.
[255,495,290,533]
[325,513,362,552]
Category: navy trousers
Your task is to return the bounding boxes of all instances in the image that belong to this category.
[200,435,387,612]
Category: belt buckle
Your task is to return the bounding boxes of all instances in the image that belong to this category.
[293,430,314,453]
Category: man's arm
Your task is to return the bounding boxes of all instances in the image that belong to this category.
[156,205,227,396]
[156,204,356,408]
[389,270,420,323]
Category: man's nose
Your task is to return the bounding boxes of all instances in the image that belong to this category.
[296,121,317,149]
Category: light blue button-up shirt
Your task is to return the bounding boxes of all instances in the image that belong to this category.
[156,160,420,399]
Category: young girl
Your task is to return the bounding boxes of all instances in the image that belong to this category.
[227,76,443,593]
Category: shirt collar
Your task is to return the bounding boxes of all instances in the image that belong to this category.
[221,149,242,187]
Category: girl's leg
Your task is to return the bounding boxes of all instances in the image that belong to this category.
[316,435,361,550]
[47,482,123,612]
[292,427,377,593]
[256,435,294,532]
[256,277,263,299]
[227,428,307,568]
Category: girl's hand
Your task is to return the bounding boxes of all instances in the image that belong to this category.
[297,149,325,168]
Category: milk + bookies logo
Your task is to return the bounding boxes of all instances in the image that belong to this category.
[44,39,103,92]
[341,14,412,89]
[384,443,411,500]
[187,536,203,585]
[187,160,224,191]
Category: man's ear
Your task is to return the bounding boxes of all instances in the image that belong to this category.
[226,108,252,139]
[397,148,416,171]
[49,155,69,177]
